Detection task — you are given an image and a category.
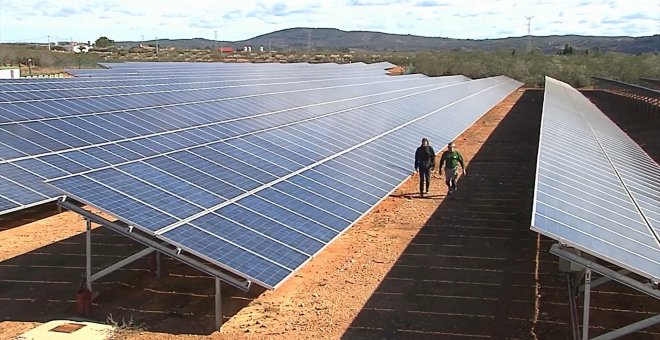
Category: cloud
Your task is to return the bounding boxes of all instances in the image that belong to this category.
[415,1,440,6]
[348,0,404,6]
[190,18,216,29]
[2,0,658,43]
[455,12,481,18]
[620,13,657,20]
[602,17,625,25]
[115,9,145,17]
[496,29,514,36]
[246,2,320,20]
[163,13,188,18]
[49,7,83,17]
[223,10,243,20]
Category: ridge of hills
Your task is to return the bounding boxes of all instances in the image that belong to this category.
[119,27,660,54]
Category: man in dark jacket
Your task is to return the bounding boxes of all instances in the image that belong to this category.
[439,141,466,196]
[414,138,435,197]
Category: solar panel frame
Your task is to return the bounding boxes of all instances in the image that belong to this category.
[46,74,521,288]
[532,76,660,282]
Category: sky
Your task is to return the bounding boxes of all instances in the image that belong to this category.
[0,0,658,44]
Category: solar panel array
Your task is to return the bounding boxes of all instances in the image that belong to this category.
[0,62,465,214]
[532,76,660,282]
[2,62,521,288]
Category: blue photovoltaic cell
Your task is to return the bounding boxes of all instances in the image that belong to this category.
[82,147,131,164]
[38,154,90,174]
[52,175,178,231]
[237,195,338,243]
[0,164,57,194]
[272,181,362,221]
[88,168,203,219]
[243,135,315,167]
[0,197,18,211]
[14,158,68,179]
[162,224,291,288]
[288,174,372,212]
[257,187,348,232]
[193,144,278,185]
[303,169,381,206]
[119,161,225,208]
[532,77,660,281]
[189,212,309,270]
[10,64,522,289]
[60,150,110,169]
[216,204,324,255]
[0,175,49,204]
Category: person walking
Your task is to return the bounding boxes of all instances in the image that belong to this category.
[439,141,466,196]
[414,138,435,197]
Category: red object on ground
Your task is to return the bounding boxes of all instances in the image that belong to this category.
[75,283,92,316]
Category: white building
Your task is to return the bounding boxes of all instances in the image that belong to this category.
[0,68,20,79]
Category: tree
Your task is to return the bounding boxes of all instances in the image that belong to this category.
[94,36,115,48]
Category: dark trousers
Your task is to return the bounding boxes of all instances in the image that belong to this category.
[419,167,431,193]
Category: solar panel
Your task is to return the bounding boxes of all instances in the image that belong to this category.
[532,76,660,282]
[0,65,470,214]
[45,71,521,288]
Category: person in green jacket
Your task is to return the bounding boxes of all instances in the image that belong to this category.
[439,141,466,196]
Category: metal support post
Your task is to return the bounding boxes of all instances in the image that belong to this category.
[582,268,592,340]
[566,273,581,340]
[155,251,161,279]
[85,219,92,292]
[215,278,222,330]
[592,314,660,340]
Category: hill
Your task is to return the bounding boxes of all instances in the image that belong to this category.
[118,28,660,54]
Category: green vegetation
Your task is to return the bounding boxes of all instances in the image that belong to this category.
[94,36,115,48]
[2,42,658,88]
[380,50,660,87]
[0,44,102,74]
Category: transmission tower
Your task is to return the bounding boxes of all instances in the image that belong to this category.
[307,30,311,52]
[525,16,534,52]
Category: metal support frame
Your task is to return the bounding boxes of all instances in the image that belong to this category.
[85,219,92,291]
[90,247,156,282]
[155,251,162,279]
[579,269,630,294]
[60,198,250,291]
[59,197,251,330]
[566,273,581,340]
[83,218,156,292]
[551,243,660,339]
[592,315,660,340]
[582,268,592,340]
[215,278,222,330]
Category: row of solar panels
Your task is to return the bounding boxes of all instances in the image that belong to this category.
[48,75,521,288]
[533,77,660,282]
[0,62,521,288]
[67,61,398,78]
[0,63,400,94]
[0,72,473,214]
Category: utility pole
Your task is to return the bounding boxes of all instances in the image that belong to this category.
[307,29,311,52]
[47,35,50,50]
[525,16,534,53]
[214,30,217,53]
[155,36,159,55]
